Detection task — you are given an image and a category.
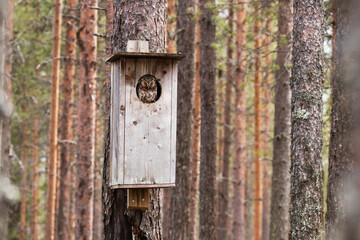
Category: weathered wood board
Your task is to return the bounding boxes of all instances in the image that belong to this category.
[110,58,178,188]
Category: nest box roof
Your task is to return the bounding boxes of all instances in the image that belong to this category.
[106,52,186,62]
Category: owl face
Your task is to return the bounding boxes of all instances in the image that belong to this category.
[136,74,161,103]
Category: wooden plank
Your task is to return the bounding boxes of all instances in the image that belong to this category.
[127,189,150,210]
[170,61,178,183]
[111,183,175,189]
[106,52,186,63]
[126,40,149,53]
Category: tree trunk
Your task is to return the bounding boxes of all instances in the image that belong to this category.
[189,14,201,240]
[261,12,272,240]
[232,3,247,240]
[0,0,13,238]
[103,1,167,239]
[57,0,76,238]
[168,0,195,239]
[162,1,177,235]
[93,88,103,240]
[199,0,217,239]
[45,0,62,236]
[269,0,292,240]
[253,1,263,239]
[326,0,356,238]
[76,0,97,238]
[32,114,39,240]
[289,0,324,239]
[20,106,29,240]
[218,2,233,238]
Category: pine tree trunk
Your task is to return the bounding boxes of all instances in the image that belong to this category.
[218,2,233,238]
[57,0,76,238]
[93,87,103,240]
[103,1,167,239]
[289,0,324,239]
[168,0,195,239]
[253,1,263,239]
[76,0,97,237]
[20,106,29,240]
[189,15,201,240]
[162,1,177,235]
[0,0,12,238]
[326,1,356,238]
[199,0,217,239]
[232,3,247,240]
[269,0,292,240]
[261,13,272,240]
[32,114,39,240]
[45,0,62,236]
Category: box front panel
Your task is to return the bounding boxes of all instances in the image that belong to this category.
[122,58,174,186]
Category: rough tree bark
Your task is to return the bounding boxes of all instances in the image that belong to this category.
[45,0,62,236]
[326,0,356,238]
[168,0,195,239]
[103,1,167,239]
[76,0,97,238]
[218,2,233,238]
[189,14,201,240]
[253,1,263,239]
[269,0,292,240]
[57,0,76,238]
[289,0,324,239]
[232,3,247,240]
[199,0,217,239]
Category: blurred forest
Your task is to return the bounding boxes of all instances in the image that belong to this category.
[0,0,359,239]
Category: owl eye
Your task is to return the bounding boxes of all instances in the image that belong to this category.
[149,80,156,88]
[141,81,147,87]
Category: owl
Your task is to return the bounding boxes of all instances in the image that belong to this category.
[136,74,161,103]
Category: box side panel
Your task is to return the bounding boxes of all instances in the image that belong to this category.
[110,60,125,186]
[170,61,178,184]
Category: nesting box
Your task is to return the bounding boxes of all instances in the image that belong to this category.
[107,51,185,189]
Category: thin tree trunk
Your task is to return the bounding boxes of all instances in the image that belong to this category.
[93,86,103,240]
[57,0,76,237]
[289,0,324,239]
[261,13,272,240]
[168,0,195,239]
[218,2,233,238]
[326,0,356,238]
[76,0,97,237]
[232,3,247,240]
[269,0,292,240]
[20,106,29,240]
[45,0,62,236]
[32,114,39,240]
[199,0,217,239]
[103,1,167,239]
[253,2,263,239]
[189,14,201,240]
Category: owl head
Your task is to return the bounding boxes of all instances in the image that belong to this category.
[136,74,161,103]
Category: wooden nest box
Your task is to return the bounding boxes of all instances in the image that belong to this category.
[107,41,185,191]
